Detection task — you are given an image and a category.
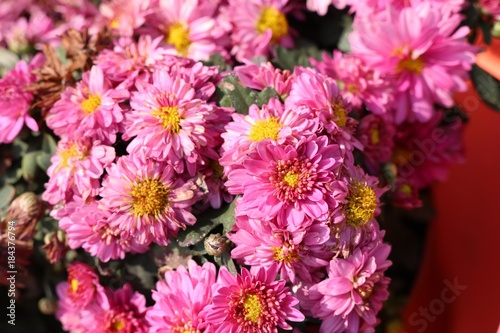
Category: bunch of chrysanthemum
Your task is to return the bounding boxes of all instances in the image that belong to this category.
[42,43,233,260]
[219,62,393,332]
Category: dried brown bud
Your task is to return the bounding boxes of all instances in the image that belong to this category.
[204,234,228,256]
[4,192,44,241]
[38,297,58,315]
[42,230,68,264]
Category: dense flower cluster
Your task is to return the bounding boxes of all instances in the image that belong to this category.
[0,0,480,332]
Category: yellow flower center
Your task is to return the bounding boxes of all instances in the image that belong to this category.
[333,102,348,127]
[345,182,377,227]
[256,6,289,43]
[392,147,411,166]
[81,94,102,114]
[283,171,300,188]
[248,117,282,142]
[243,294,262,324]
[370,128,380,145]
[152,106,181,133]
[111,319,125,332]
[130,178,170,218]
[70,279,78,292]
[399,183,413,195]
[272,245,299,264]
[167,23,191,56]
[396,56,425,74]
[59,144,80,169]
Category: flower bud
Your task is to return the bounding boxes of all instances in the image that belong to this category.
[4,192,44,241]
[204,234,228,256]
[42,230,68,264]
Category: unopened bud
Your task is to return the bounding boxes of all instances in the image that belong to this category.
[42,230,68,264]
[38,297,58,315]
[204,234,228,256]
[4,192,44,240]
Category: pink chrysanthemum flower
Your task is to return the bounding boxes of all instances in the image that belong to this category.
[220,98,319,175]
[147,260,217,332]
[311,51,393,114]
[307,243,391,333]
[234,61,294,96]
[391,112,465,189]
[202,265,305,332]
[0,54,44,144]
[143,0,229,61]
[95,35,183,85]
[221,0,295,62]
[356,114,396,174]
[56,262,108,332]
[98,0,151,37]
[225,135,343,227]
[47,65,129,144]
[124,69,221,175]
[42,137,115,205]
[93,284,150,333]
[328,166,387,258]
[480,0,500,17]
[229,215,331,283]
[59,198,150,262]
[349,4,477,123]
[99,155,200,246]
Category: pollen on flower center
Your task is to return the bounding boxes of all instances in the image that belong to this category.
[248,117,282,142]
[396,56,425,74]
[370,128,380,145]
[332,100,348,127]
[130,178,170,218]
[345,182,377,227]
[271,157,315,202]
[283,171,300,188]
[111,319,125,332]
[243,294,263,323]
[256,6,289,43]
[399,183,413,195]
[59,144,80,169]
[81,94,102,114]
[272,245,299,264]
[167,23,191,56]
[70,279,78,292]
[152,106,181,133]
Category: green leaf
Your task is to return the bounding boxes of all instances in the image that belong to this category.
[36,152,52,172]
[42,133,57,156]
[217,74,259,115]
[124,253,158,290]
[272,44,322,70]
[220,200,237,234]
[12,138,29,159]
[222,252,237,275]
[255,87,280,107]
[337,15,353,52]
[0,184,15,210]
[21,151,41,182]
[471,64,500,111]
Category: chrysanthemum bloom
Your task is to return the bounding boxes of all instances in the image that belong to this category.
[356,114,395,174]
[42,137,115,205]
[220,0,295,62]
[229,215,331,283]
[195,159,234,210]
[93,284,150,333]
[0,54,44,144]
[95,35,184,85]
[311,51,393,114]
[220,98,319,175]
[59,198,149,262]
[124,69,221,175]
[226,135,344,227]
[202,265,305,332]
[285,67,360,156]
[147,260,216,332]
[56,262,108,332]
[234,61,294,96]
[307,243,391,333]
[97,0,151,37]
[349,4,476,123]
[100,155,200,246]
[328,166,387,258]
[391,112,465,189]
[46,65,128,144]
[143,0,229,61]
[479,0,500,17]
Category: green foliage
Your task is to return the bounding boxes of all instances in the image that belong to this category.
[471,64,500,111]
